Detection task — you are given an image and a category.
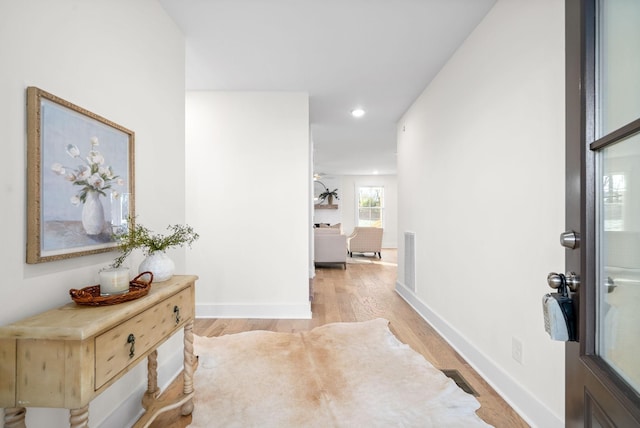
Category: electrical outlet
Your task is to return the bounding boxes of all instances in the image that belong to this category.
[512,337,523,364]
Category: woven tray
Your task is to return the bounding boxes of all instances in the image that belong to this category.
[69,272,154,306]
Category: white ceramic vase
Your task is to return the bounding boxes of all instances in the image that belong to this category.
[82,191,105,235]
[138,252,175,282]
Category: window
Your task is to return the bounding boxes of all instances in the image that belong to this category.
[358,186,383,227]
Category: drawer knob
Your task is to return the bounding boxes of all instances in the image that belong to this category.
[127,333,136,358]
[174,306,181,325]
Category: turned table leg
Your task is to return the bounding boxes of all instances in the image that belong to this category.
[69,405,89,428]
[141,350,160,410]
[181,319,195,416]
[4,407,26,428]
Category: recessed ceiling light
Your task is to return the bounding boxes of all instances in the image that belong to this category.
[351,108,365,118]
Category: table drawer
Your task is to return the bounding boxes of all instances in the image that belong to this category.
[95,288,193,389]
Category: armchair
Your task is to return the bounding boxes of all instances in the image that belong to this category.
[347,227,383,258]
[314,227,347,269]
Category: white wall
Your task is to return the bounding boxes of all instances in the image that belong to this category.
[186,92,311,319]
[396,0,565,427]
[0,1,186,426]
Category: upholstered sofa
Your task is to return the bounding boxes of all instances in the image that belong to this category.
[347,227,383,258]
[314,226,347,269]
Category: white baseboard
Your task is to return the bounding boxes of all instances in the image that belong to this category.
[395,281,562,428]
[196,303,312,319]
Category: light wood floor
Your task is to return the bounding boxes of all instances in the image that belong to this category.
[148,249,528,427]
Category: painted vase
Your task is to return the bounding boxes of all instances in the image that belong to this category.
[139,252,175,282]
[82,191,105,235]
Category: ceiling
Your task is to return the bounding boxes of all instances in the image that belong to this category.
[159,0,496,176]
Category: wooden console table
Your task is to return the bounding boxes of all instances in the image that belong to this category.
[0,274,198,428]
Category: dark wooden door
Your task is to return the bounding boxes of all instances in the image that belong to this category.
[565,1,640,426]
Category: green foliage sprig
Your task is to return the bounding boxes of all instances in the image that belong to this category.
[111,219,199,268]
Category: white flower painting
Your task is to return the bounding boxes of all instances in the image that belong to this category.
[26,87,134,263]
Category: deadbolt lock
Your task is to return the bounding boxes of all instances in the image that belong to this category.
[560,231,580,249]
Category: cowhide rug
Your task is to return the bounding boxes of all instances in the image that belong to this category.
[188,318,492,427]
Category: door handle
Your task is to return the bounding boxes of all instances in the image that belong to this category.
[547,272,564,289]
[565,272,580,291]
[547,272,580,292]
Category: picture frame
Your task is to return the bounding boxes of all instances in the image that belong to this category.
[26,87,135,264]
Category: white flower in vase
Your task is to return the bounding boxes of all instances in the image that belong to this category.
[51,137,125,235]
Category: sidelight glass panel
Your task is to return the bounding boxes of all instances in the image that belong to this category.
[596,132,640,394]
[596,1,640,137]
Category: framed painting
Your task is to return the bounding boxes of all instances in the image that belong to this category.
[26,87,135,263]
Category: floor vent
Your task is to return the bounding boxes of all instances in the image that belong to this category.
[442,369,479,396]
[404,232,416,292]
